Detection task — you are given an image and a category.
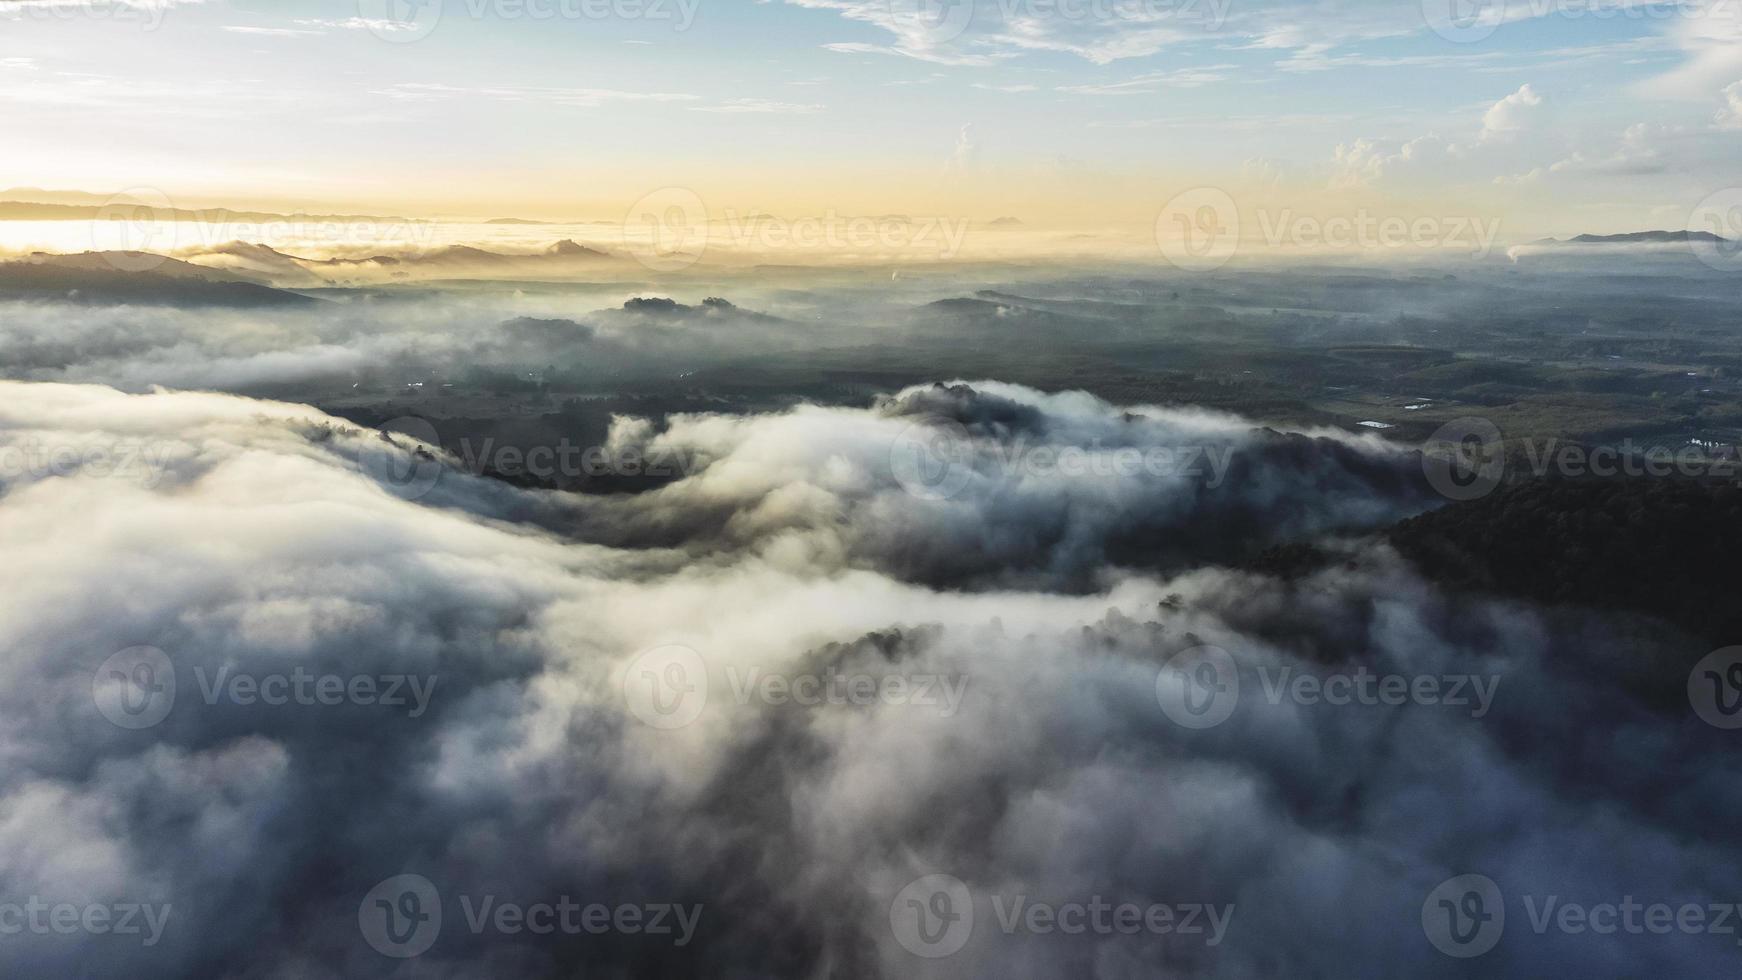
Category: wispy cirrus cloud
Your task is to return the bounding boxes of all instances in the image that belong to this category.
[220,25,323,37]
[821,39,1008,67]
[288,16,412,34]
[793,0,1734,81]
[1057,65,1235,95]
[374,82,700,108]
[689,98,825,114]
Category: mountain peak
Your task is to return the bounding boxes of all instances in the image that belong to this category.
[1543,230,1731,245]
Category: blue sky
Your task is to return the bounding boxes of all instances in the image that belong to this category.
[1,0,1738,235]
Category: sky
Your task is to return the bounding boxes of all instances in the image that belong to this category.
[1,0,1740,237]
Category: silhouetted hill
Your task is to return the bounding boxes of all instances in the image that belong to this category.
[0,259,319,307]
[1533,230,1731,245]
[1390,477,1742,645]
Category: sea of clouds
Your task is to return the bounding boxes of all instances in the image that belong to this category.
[0,379,1735,977]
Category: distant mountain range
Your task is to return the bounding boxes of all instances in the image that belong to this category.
[0,238,622,302]
[166,239,619,287]
[0,252,319,307]
[0,190,596,226]
[0,200,423,225]
[1532,230,1732,245]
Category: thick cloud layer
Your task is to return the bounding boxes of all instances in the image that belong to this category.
[554,381,1436,589]
[0,381,1736,978]
[0,292,830,393]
